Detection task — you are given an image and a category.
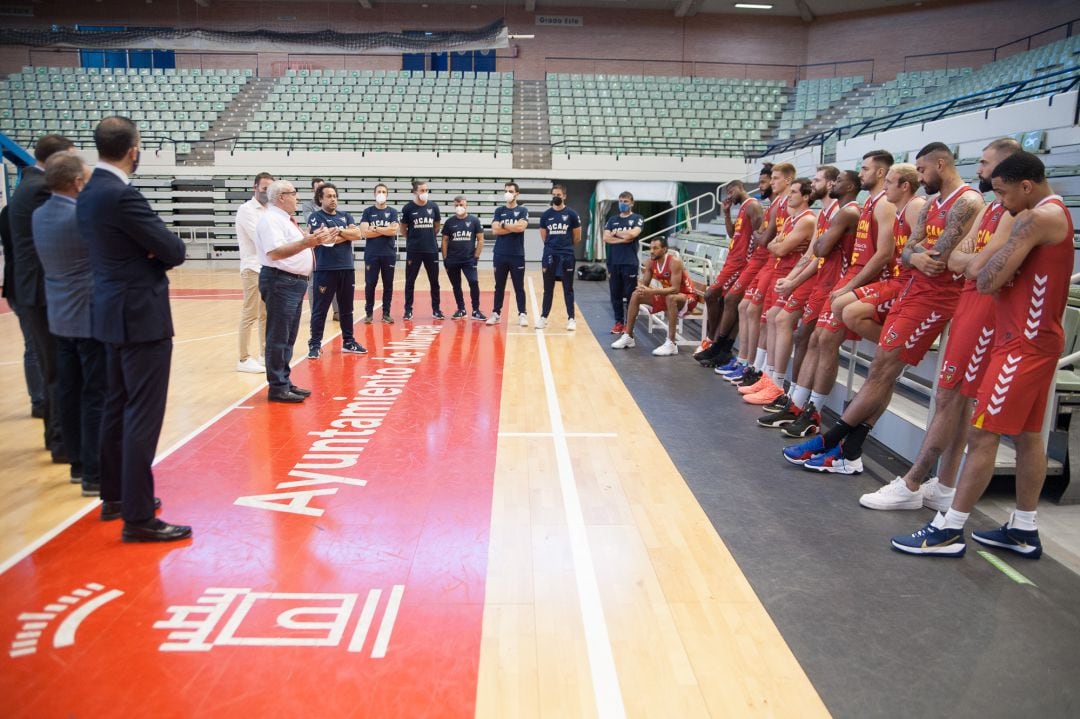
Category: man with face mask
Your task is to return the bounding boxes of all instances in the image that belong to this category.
[486,181,529,327]
[361,183,401,323]
[401,180,443,321]
[307,182,365,359]
[78,116,190,542]
[537,183,582,330]
[235,172,273,373]
[603,191,643,334]
[441,195,486,321]
[32,152,105,499]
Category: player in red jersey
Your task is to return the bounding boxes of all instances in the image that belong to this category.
[892,151,1072,557]
[840,163,925,341]
[740,177,818,406]
[861,138,1019,511]
[724,163,795,384]
[696,179,764,364]
[788,142,984,474]
[611,235,697,356]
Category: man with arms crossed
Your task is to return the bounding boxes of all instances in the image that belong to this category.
[235,172,272,373]
[487,181,530,327]
[604,191,644,335]
[401,179,443,321]
[306,182,365,359]
[361,183,400,324]
[441,196,486,321]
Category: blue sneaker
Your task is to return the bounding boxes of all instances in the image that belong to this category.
[891,521,966,557]
[971,522,1043,559]
[721,364,747,382]
[803,444,863,474]
[783,435,825,466]
[714,357,741,375]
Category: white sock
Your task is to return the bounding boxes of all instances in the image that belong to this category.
[791,384,811,408]
[809,391,828,409]
[930,511,947,529]
[1009,509,1038,531]
[772,370,785,386]
[737,357,748,366]
[763,363,774,380]
[942,508,969,530]
[753,348,768,371]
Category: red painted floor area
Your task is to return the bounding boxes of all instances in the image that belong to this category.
[0,307,507,718]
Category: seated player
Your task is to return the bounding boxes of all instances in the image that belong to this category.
[441,195,486,321]
[611,236,697,356]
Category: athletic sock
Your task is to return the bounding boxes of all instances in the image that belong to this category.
[942,508,969,530]
[737,357,748,367]
[763,364,774,382]
[753,348,768,371]
[809,391,828,410]
[822,420,853,450]
[842,422,873,459]
[930,511,948,529]
[772,370,785,386]
[1009,509,1038,531]
[790,385,811,409]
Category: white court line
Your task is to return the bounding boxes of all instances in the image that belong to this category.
[173,331,239,346]
[526,276,626,719]
[498,431,617,438]
[0,330,343,577]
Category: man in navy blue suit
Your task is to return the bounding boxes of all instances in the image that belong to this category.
[77,116,191,543]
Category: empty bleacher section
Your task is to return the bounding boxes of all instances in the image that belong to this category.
[235,70,514,153]
[0,66,251,154]
[774,75,863,141]
[546,73,786,157]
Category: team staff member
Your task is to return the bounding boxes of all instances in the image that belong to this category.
[486,181,529,327]
[32,152,106,499]
[301,177,337,318]
[307,183,365,359]
[256,180,335,404]
[893,152,1071,558]
[537,183,582,331]
[401,179,443,321]
[361,183,400,324]
[79,116,189,541]
[234,171,272,373]
[603,191,643,335]
[441,195,486,320]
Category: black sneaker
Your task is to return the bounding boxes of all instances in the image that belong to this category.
[382,313,395,324]
[763,393,790,413]
[433,310,445,320]
[452,309,467,320]
[364,313,374,324]
[307,347,321,360]
[698,350,732,368]
[342,340,367,354]
[757,400,800,428]
[738,368,762,389]
[81,480,101,497]
[471,310,487,322]
[781,402,821,438]
[404,310,414,321]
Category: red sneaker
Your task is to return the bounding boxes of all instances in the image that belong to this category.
[611,322,625,334]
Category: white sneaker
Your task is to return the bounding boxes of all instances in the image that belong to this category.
[652,339,679,356]
[859,477,923,510]
[256,356,266,367]
[567,318,577,331]
[611,333,636,349]
[236,358,264,374]
[920,477,956,512]
[485,312,500,326]
[535,316,548,330]
[518,313,528,327]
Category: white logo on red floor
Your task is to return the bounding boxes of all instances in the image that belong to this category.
[7,582,125,658]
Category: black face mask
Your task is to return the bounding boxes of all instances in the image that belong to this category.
[551,195,564,207]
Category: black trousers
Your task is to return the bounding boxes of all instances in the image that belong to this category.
[364,256,396,315]
[100,338,172,524]
[541,260,576,319]
[9,300,45,412]
[404,251,441,313]
[22,303,62,453]
[310,268,355,348]
[607,264,638,324]
[492,256,526,315]
[259,267,307,392]
[56,335,107,483]
[445,260,481,312]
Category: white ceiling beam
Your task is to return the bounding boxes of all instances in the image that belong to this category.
[674,0,701,18]
[794,0,816,22]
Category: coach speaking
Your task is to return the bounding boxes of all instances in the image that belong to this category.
[78,116,192,543]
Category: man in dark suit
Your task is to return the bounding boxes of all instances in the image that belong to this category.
[77,116,191,543]
[8,134,74,460]
[1,203,46,420]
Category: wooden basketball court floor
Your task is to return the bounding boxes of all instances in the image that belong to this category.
[0,266,829,718]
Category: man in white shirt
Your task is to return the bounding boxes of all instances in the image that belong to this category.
[234,172,273,373]
[255,180,336,403]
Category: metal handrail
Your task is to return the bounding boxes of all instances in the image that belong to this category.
[635,191,717,252]
[760,67,1080,157]
[551,136,764,159]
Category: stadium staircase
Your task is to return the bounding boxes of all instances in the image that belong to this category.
[184,76,276,165]
[512,79,551,170]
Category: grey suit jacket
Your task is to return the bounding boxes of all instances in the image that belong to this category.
[32,194,93,338]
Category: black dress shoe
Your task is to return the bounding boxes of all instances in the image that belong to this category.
[81,481,101,497]
[289,385,312,397]
[101,497,162,521]
[268,390,306,403]
[31,405,45,419]
[70,465,83,484]
[51,451,71,464]
[121,518,192,543]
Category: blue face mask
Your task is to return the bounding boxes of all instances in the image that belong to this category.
[618,202,631,213]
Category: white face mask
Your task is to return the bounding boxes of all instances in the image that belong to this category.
[375,192,387,204]
[504,191,515,202]
[417,192,429,202]
[455,206,467,217]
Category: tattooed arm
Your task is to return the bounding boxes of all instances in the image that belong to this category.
[976,205,1067,294]
[964,210,1016,279]
[946,204,989,274]
[928,193,984,260]
[900,200,932,267]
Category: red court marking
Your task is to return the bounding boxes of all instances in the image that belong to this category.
[0,293,507,718]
